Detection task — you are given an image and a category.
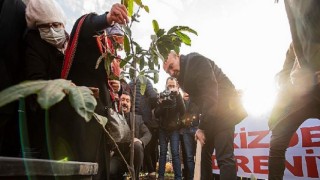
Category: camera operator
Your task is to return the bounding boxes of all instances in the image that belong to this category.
[154,77,186,180]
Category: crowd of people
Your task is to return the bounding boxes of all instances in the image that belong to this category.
[0,0,319,180]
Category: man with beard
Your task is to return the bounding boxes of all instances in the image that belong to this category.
[163,50,247,180]
[110,91,151,180]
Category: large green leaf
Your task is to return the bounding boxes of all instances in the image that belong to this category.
[167,26,198,36]
[37,79,73,109]
[68,86,97,122]
[175,31,191,46]
[0,80,48,108]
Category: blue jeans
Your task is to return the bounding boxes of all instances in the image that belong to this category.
[181,127,197,180]
[158,129,181,180]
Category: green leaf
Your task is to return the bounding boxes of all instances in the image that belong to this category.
[153,49,164,62]
[121,55,133,68]
[0,80,49,108]
[133,41,143,53]
[145,70,159,74]
[37,79,73,109]
[152,20,159,34]
[168,26,198,36]
[133,0,143,7]
[144,5,150,13]
[148,58,154,70]
[95,54,105,69]
[123,25,132,37]
[138,75,147,95]
[156,29,166,37]
[68,86,97,122]
[139,56,145,71]
[124,35,131,55]
[154,72,159,84]
[129,68,135,79]
[93,113,108,127]
[128,0,134,17]
[175,31,191,46]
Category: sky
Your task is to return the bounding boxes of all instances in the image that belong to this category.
[57,0,292,116]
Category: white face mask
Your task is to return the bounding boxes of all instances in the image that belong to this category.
[39,27,66,48]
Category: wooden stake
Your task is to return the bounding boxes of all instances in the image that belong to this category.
[194,140,202,180]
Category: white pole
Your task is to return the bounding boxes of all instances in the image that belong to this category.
[194,140,202,180]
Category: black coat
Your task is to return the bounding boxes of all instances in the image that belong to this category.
[0,0,26,156]
[177,53,247,134]
[49,13,114,180]
[115,112,151,155]
[129,78,158,127]
[155,93,186,131]
[24,29,64,80]
[23,29,64,159]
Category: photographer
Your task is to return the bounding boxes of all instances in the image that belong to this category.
[154,77,186,180]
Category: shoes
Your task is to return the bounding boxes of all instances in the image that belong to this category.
[148,172,157,180]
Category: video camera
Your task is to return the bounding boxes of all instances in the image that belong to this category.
[159,90,178,107]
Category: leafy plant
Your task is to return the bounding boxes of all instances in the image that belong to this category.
[0,79,104,123]
[107,1,198,179]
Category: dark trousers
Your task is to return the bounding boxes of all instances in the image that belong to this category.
[268,99,320,180]
[110,141,144,180]
[181,127,197,180]
[144,127,159,173]
[201,127,236,180]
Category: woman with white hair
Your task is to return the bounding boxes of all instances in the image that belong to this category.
[24,2,129,180]
[23,0,69,159]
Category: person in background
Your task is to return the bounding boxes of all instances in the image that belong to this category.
[23,0,68,158]
[49,3,129,180]
[129,78,158,179]
[0,0,27,157]
[110,91,151,180]
[180,92,200,180]
[155,77,185,180]
[268,42,320,180]
[163,50,247,180]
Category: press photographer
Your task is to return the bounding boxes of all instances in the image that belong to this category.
[154,77,185,180]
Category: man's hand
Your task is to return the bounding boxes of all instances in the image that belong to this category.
[109,80,120,93]
[195,129,206,146]
[134,138,142,145]
[107,3,129,25]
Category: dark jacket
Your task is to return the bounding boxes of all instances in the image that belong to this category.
[49,13,114,180]
[129,78,158,127]
[177,53,247,134]
[0,0,26,156]
[115,112,151,155]
[25,29,64,80]
[23,29,65,158]
[155,93,186,131]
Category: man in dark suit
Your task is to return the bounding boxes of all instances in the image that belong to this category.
[110,91,151,180]
[163,50,247,180]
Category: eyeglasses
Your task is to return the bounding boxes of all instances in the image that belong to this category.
[37,22,63,32]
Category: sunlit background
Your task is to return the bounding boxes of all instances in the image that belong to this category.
[57,0,292,116]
